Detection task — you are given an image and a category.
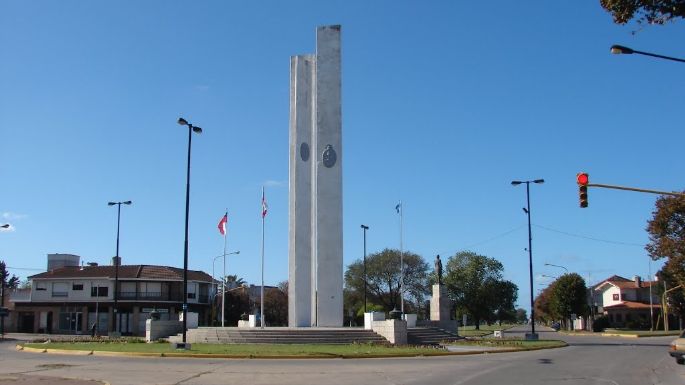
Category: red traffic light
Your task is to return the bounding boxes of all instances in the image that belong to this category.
[577,172,589,186]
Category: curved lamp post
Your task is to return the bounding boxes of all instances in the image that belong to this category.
[107,200,131,334]
[177,117,202,347]
[610,45,685,63]
[511,178,544,339]
[544,263,568,273]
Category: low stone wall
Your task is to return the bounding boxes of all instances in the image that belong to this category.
[371,319,407,345]
[145,319,183,342]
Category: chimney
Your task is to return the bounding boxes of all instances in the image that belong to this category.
[634,275,642,287]
[112,256,121,266]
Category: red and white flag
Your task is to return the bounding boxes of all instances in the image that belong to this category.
[217,213,228,235]
[261,190,268,218]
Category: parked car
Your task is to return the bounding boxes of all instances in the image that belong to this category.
[669,330,685,365]
[551,322,561,331]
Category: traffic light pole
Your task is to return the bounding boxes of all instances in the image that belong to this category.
[586,183,685,197]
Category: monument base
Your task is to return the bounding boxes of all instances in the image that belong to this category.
[430,284,451,321]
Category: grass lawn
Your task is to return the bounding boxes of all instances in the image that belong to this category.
[459,324,516,337]
[602,329,681,337]
[21,338,565,358]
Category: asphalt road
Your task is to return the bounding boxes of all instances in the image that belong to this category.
[1,326,683,385]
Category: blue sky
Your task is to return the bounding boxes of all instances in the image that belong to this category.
[1,1,684,313]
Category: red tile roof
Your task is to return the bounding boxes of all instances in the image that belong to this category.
[604,300,661,310]
[28,265,212,282]
[594,275,657,290]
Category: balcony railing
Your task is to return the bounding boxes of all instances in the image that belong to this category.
[116,291,183,302]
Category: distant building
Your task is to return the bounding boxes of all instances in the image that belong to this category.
[9,254,213,336]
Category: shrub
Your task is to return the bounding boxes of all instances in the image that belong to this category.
[592,315,610,332]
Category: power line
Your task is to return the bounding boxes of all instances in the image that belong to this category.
[437,225,526,256]
[532,224,644,247]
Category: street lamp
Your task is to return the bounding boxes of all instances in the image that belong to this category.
[177,117,202,347]
[107,200,132,335]
[0,224,9,229]
[610,45,685,63]
[511,178,544,340]
[541,274,559,280]
[544,263,568,273]
[361,225,369,314]
[219,251,240,327]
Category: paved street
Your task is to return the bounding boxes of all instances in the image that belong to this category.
[1,326,683,385]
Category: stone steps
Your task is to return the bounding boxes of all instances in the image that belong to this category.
[168,327,388,345]
[407,327,461,346]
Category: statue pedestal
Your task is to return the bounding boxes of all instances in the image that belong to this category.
[430,284,450,321]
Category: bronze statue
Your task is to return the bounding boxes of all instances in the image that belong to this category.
[435,255,443,285]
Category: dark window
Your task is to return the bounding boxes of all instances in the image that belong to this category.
[72,284,84,291]
[187,293,196,299]
[612,294,619,301]
[91,287,108,297]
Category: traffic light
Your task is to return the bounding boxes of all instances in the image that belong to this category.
[577,172,589,208]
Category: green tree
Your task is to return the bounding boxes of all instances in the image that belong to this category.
[262,282,288,326]
[549,273,588,330]
[646,194,685,289]
[344,248,429,314]
[600,0,685,25]
[443,251,518,329]
[515,308,528,324]
[224,274,246,289]
[493,280,519,325]
[1,260,20,292]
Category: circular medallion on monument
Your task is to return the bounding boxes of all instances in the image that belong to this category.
[300,142,310,161]
[322,144,337,168]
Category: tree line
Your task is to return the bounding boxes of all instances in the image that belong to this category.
[344,249,525,329]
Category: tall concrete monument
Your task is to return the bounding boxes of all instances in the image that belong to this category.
[289,25,343,327]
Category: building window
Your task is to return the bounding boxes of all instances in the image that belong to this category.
[612,294,619,301]
[91,286,108,297]
[72,283,84,291]
[52,282,69,297]
[36,282,47,291]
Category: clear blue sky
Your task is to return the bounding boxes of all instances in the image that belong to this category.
[2,1,684,313]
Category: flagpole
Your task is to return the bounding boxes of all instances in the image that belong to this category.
[260,186,265,329]
[221,210,227,327]
[399,200,404,314]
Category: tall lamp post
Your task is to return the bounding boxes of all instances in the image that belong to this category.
[610,45,685,63]
[511,178,544,340]
[361,225,369,314]
[107,200,131,335]
[178,117,202,347]
[211,251,240,326]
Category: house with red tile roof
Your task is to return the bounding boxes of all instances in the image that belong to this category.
[9,255,214,336]
[593,275,660,328]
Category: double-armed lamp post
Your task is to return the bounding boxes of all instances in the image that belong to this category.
[511,178,544,339]
[107,200,131,334]
[177,117,202,347]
